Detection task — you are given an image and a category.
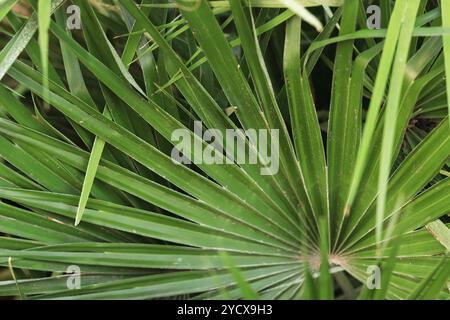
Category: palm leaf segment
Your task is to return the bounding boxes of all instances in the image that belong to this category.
[0,0,448,299]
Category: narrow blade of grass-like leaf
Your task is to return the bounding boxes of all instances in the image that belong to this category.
[425,220,450,252]
[0,0,17,21]
[219,252,260,300]
[345,0,407,210]
[318,216,333,300]
[442,0,450,128]
[231,0,317,225]
[75,120,108,226]
[407,256,450,300]
[37,0,51,104]
[376,0,421,248]
[0,0,64,80]
[278,0,323,31]
[327,0,359,244]
[284,14,328,222]
[7,257,24,300]
[170,0,306,210]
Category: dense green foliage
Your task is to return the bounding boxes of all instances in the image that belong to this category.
[0,0,448,299]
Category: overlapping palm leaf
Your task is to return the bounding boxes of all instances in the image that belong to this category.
[0,0,448,299]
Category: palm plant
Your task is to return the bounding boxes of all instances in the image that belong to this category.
[0,0,448,299]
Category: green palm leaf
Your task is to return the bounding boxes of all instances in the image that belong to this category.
[0,0,448,300]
